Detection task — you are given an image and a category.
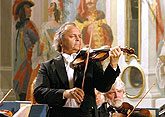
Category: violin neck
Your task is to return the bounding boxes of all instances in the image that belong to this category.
[93,48,110,53]
[87,46,134,55]
[93,48,124,53]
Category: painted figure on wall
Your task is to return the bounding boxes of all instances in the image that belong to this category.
[156,0,164,53]
[26,0,64,103]
[155,0,165,96]
[75,0,113,49]
[40,0,64,62]
[12,0,42,101]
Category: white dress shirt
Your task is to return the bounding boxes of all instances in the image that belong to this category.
[62,53,80,108]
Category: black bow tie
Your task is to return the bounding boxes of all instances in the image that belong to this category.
[107,106,115,113]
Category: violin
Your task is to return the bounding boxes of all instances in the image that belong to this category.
[112,102,151,117]
[72,45,135,67]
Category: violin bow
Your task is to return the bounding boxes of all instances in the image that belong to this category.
[127,82,156,117]
[81,20,95,90]
[0,89,13,105]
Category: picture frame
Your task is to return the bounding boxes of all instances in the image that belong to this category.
[125,0,141,62]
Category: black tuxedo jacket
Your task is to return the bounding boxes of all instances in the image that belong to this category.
[33,54,120,117]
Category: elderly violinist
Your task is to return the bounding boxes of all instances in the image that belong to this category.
[33,22,121,117]
[97,77,150,117]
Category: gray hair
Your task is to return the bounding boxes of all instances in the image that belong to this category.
[52,22,78,52]
[111,77,125,92]
[104,77,125,104]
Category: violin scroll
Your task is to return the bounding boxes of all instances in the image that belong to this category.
[121,47,135,55]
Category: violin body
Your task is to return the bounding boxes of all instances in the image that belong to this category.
[112,102,151,117]
[73,48,109,66]
[112,112,126,117]
[135,109,152,117]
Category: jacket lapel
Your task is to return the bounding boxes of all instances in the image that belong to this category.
[74,65,84,88]
[51,54,69,89]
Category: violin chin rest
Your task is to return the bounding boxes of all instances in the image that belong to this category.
[72,58,84,65]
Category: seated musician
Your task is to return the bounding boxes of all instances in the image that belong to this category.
[97,77,150,117]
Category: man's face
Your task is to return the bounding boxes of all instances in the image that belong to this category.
[48,3,55,17]
[62,25,82,54]
[85,0,97,10]
[24,4,32,18]
[105,89,124,108]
